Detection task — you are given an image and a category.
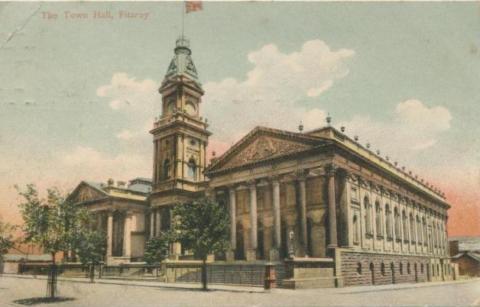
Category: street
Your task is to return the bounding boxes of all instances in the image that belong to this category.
[1,275,479,306]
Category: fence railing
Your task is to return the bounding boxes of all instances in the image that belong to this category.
[16,261,285,288]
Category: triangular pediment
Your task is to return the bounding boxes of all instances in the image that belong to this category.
[69,182,108,204]
[207,127,324,173]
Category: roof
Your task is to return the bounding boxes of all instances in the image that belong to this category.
[70,179,150,204]
[452,252,480,263]
[449,236,480,252]
[206,125,448,207]
[163,37,201,86]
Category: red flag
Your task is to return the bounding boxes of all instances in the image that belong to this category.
[185,1,202,14]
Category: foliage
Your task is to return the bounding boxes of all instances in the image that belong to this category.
[17,184,82,259]
[0,220,15,259]
[171,197,229,290]
[144,233,171,265]
[72,210,107,264]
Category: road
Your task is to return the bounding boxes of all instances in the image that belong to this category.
[0,275,479,306]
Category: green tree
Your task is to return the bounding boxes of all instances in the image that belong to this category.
[171,197,229,290]
[17,184,84,298]
[71,210,106,282]
[0,220,15,261]
[144,233,170,265]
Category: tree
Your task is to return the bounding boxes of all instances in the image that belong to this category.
[171,197,229,290]
[73,211,106,283]
[0,220,15,263]
[17,184,84,298]
[144,233,170,266]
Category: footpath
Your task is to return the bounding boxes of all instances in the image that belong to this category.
[3,273,479,294]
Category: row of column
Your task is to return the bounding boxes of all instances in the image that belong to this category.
[105,211,133,258]
[355,177,448,257]
[226,165,338,260]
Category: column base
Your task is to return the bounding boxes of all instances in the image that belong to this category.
[269,248,280,261]
[226,250,235,262]
[246,249,257,261]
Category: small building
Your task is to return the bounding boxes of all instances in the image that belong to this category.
[449,237,480,277]
[68,178,151,264]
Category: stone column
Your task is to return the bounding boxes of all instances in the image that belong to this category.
[271,178,281,261]
[107,211,113,258]
[156,209,162,236]
[150,210,155,238]
[343,173,353,248]
[226,187,236,261]
[247,181,258,261]
[123,212,132,258]
[298,175,308,256]
[326,164,338,249]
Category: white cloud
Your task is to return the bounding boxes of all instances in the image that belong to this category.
[116,129,136,140]
[338,99,452,162]
[203,39,355,142]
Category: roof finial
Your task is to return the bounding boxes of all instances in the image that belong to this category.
[298,121,304,132]
[326,113,332,126]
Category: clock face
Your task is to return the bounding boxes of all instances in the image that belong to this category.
[185,101,197,116]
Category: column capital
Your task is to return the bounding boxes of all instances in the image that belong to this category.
[324,163,338,177]
[295,168,309,181]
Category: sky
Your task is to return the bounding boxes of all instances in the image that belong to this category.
[0,1,479,236]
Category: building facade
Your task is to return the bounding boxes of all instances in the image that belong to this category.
[71,37,455,287]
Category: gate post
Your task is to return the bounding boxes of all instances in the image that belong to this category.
[264,263,276,290]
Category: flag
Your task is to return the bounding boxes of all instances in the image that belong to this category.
[185,1,202,14]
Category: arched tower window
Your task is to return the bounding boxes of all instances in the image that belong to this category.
[187,158,197,181]
[162,159,171,180]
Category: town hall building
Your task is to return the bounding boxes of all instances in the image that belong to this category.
[69,37,455,287]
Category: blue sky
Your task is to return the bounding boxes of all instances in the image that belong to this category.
[0,2,479,234]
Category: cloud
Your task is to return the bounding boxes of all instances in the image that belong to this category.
[338,99,452,160]
[203,39,354,142]
[116,129,136,140]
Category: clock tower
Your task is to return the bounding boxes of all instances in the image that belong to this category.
[150,37,210,210]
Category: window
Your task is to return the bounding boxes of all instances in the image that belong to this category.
[187,158,197,181]
[386,204,393,239]
[421,263,424,273]
[410,213,415,243]
[162,159,171,180]
[353,214,360,244]
[407,263,411,274]
[375,202,383,238]
[402,211,409,242]
[381,263,386,276]
[422,217,428,246]
[364,197,372,236]
[357,263,362,275]
[400,263,403,275]
[394,208,401,242]
[416,216,422,245]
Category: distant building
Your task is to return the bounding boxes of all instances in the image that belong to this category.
[449,237,480,277]
[70,37,455,287]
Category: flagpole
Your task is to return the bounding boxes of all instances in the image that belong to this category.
[181,1,185,39]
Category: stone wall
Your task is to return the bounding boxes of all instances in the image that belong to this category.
[340,251,453,287]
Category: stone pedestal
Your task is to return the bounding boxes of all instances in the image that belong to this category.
[226,250,235,262]
[246,249,257,261]
[282,257,336,289]
[269,248,280,261]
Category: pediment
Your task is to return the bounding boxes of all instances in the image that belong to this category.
[208,127,323,173]
[69,182,107,204]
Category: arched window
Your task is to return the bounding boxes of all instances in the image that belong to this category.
[187,158,197,181]
[364,197,372,235]
[353,214,360,244]
[162,159,171,180]
[394,208,401,241]
[386,204,393,239]
[402,210,409,242]
[422,217,428,246]
[409,213,415,243]
[375,202,382,238]
[357,262,362,275]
